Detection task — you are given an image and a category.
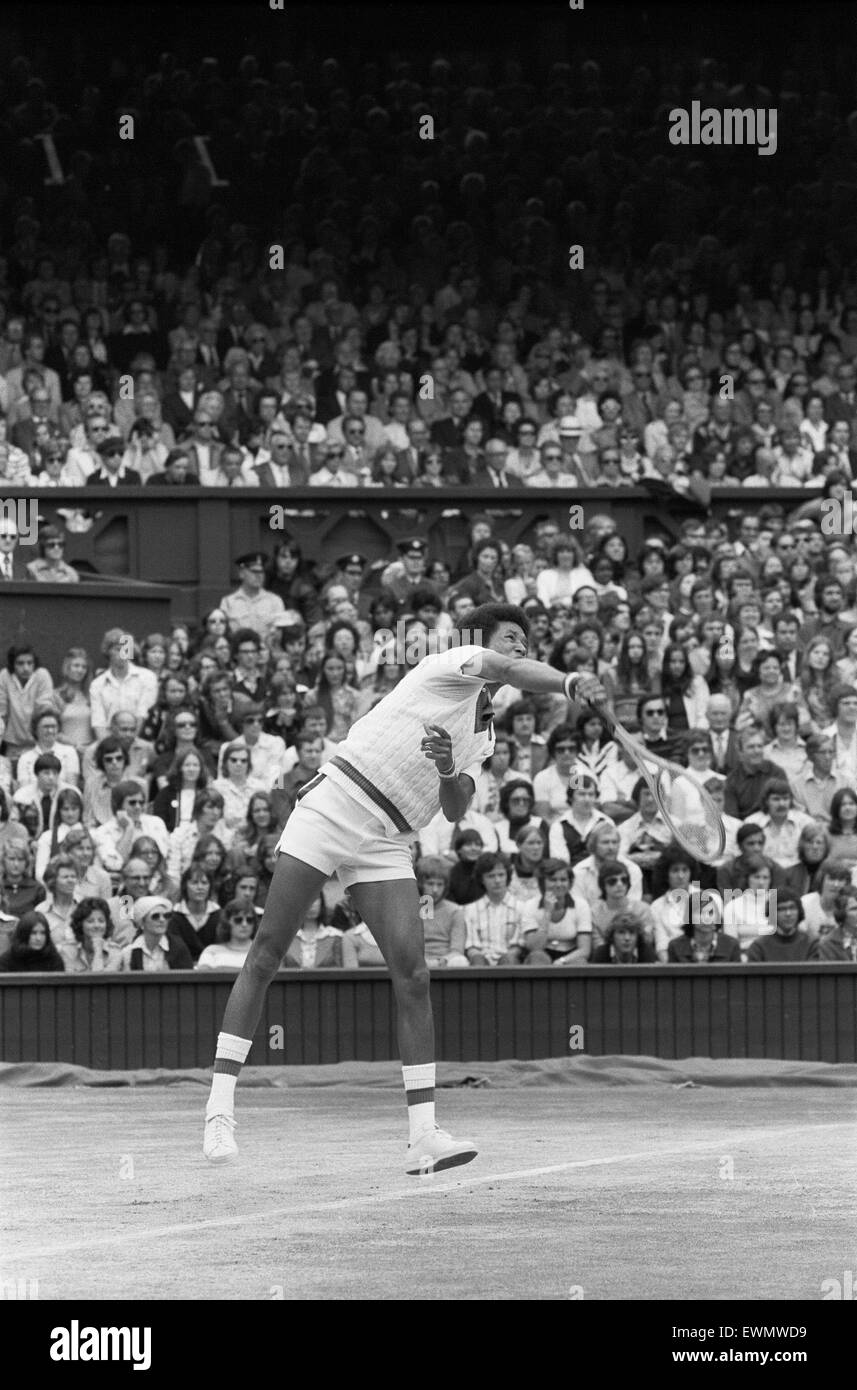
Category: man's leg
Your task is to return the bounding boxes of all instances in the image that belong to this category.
[350,877,477,1174]
[204,852,327,1161]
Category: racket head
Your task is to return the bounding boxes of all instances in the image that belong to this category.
[599,711,727,864]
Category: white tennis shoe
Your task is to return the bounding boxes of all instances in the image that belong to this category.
[406,1125,478,1175]
[203,1112,238,1163]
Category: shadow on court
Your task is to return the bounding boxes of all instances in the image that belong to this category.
[1,1079,854,1300]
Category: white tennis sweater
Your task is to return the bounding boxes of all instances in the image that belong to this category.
[322,644,496,838]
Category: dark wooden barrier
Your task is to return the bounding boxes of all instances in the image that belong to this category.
[11,487,808,622]
[1,965,854,1068]
[0,581,182,674]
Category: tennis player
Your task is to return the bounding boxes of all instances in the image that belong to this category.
[204,603,606,1172]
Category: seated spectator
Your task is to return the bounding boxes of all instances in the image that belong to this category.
[151,746,210,832]
[17,708,80,787]
[791,734,846,825]
[816,887,857,961]
[446,829,486,905]
[0,839,46,919]
[532,724,577,822]
[227,792,278,870]
[781,822,832,895]
[121,895,194,971]
[91,781,169,863]
[801,859,852,940]
[189,834,230,903]
[570,709,618,786]
[0,911,65,973]
[62,826,112,900]
[215,705,287,789]
[508,824,550,906]
[24,525,80,583]
[14,753,77,839]
[89,629,158,741]
[128,834,178,901]
[167,865,222,962]
[744,779,816,868]
[547,775,611,866]
[590,909,658,964]
[617,778,675,889]
[463,853,528,966]
[495,778,545,853]
[666,911,742,963]
[40,853,81,948]
[723,727,783,818]
[61,897,123,973]
[248,832,279,907]
[83,737,138,826]
[165,789,227,882]
[825,787,857,866]
[746,888,820,961]
[514,859,592,964]
[589,859,655,950]
[0,643,57,766]
[281,896,356,969]
[651,848,696,961]
[738,652,806,735]
[660,643,711,735]
[414,857,468,968]
[572,822,644,910]
[212,747,268,845]
[721,857,774,957]
[34,786,85,878]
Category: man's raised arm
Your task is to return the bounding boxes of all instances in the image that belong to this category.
[460,650,605,703]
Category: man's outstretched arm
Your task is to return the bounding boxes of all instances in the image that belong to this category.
[461,651,605,703]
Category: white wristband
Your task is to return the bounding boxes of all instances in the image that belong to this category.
[438,766,457,780]
[563,673,580,700]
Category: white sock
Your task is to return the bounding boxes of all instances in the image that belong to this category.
[206,1033,252,1117]
[402,1062,436,1142]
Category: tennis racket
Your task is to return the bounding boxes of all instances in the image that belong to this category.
[594,704,726,864]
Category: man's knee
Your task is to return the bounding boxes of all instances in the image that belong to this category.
[391,957,430,997]
[246,933,285,980]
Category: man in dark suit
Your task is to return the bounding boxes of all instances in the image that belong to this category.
[145,448,199,486]
[85,435,142,487]
[220,360,260,446]
[396,417,431,481]
[429,388,474,451]
[254,430,305,487]
[243,326,281,384]
[824,363,857,426]
[161,367,200,438]
[723,727,781,818]
[772,612,801,684]
[471,367,519,433]
[0,517,33,579]
[705,695,741,774]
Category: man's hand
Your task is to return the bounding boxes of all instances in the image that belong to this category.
[421,723,455,775]
[574,675,609,707]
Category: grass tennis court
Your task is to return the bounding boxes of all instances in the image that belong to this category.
[1,1071,855,1301]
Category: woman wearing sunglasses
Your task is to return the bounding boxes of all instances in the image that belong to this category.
[119,895,193,971]
[195,899,260,972]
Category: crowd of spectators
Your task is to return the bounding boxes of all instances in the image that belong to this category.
[2,503,857,973]
[1,39,857,972]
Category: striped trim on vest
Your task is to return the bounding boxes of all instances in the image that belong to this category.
[295,771,326,802]
[329,756,413,833]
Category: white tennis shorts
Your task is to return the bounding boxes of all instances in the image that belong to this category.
[275,775,417,887]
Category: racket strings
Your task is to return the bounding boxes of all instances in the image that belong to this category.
[652,767,725,860]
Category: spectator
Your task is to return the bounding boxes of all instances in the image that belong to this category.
[89,629,158,740]
[62,826,112,901]
[59,895,124,973]
[25,525,80,583]
[0,643,56,764]
[590,910,658,964]
[220,554,285,641]
[151,746,210,832]
[495,778,545,854]
[666,913,742,962]
[121,895,193,972]
[589,859,655,951]
[744,779,817,869]
[800,859,852,941]
[514,859,592,964]
[816,888,857,961]
[463,853,527,966]
[414,857,468,968]
[723,727,783,819]
[573,822,644,910]
[167,865,222,963]
[824,789,857,866]
[746,889,819,962]
[446,829,486,906]
[54,647,93,751]
[0,911,65,973]
[92,780,169,863]
[166,789,227,882]
[281,896,356,969]
[548,774,610,866]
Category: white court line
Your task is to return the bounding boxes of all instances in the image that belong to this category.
[2,1121,851,1263]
